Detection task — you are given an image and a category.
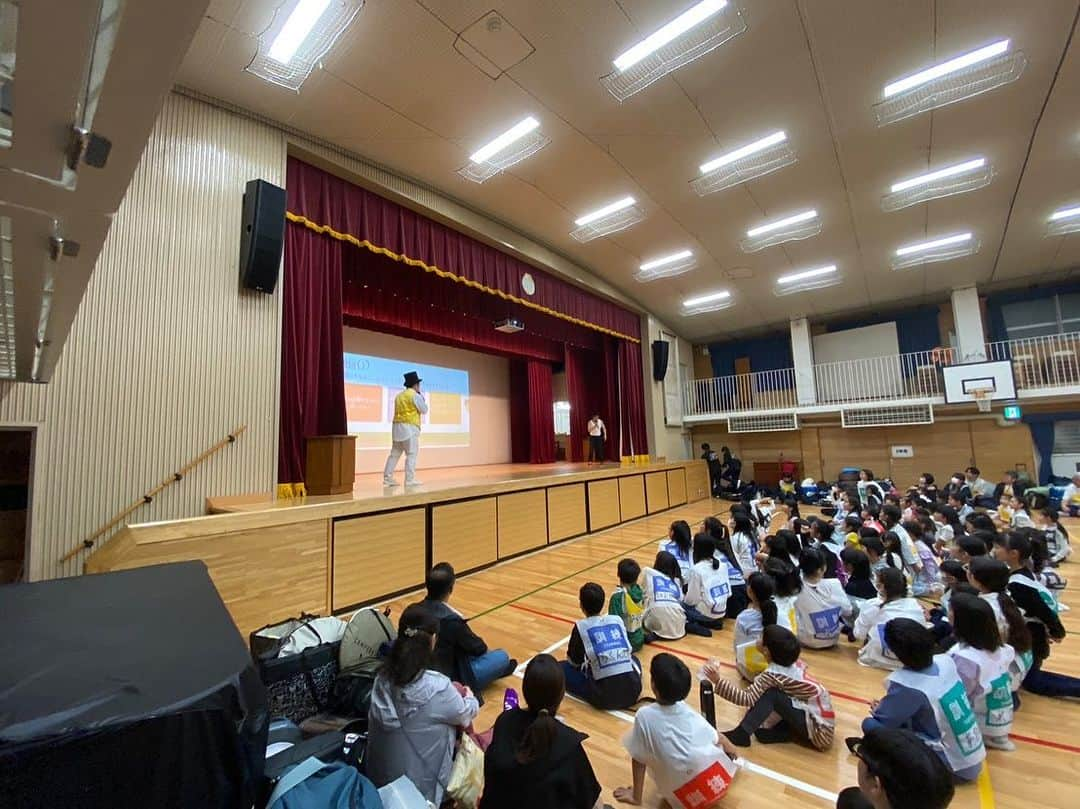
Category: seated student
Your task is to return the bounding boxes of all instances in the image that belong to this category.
[915,473,939,506]
[947,490,974,523]
[659,520,694,581]
[1036,507,1073,566]
[564,583,642,711]
[480,654,603,809]
[839,728,955,809]
[862,618,985,782]
[642,551,690,641]
[705,625,835,751]
[616,654,739,808]
[930,506,957,546]
[763,556,801,633]
[1007,494,1035,530]
[882,505,921,576]
[953,534,988,567]
[853,568,925,670]
[966,557,1034,702]
[862,504,885,535]
[367,604,481,805]
[729,510,760,579]
[422,562,515,696]
[993,470,1027,504]
[946,594,1016,751]
[735,572,778,679]
[796,547,854,649]
[848,523,876,553]
[1059,472,1080,518]
[943,472,972,505]
[862,535,897,578]
[705,515,748,617]
[684,534,729,630]
[967,466,997,509]
[966,513,997,542]
[992,531,1080,698]
[841,548,878,602]
[932,559,969,621]
[908,519,942,597]
[609,558,646,652]
[807,517,842,579]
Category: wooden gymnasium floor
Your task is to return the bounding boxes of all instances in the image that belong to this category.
[377,500,1080,809]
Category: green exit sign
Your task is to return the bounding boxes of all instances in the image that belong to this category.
[1003,404,1022,420]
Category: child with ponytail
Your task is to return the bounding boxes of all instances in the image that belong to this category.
[734,572,778,679]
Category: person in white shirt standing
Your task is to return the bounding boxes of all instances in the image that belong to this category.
[587,413,607,464]
[383,370,428,487]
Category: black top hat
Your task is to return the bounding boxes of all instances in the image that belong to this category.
[403,371,422,387]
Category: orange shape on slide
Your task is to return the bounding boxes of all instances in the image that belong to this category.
[345,383,383,422]
[427,392,463,425]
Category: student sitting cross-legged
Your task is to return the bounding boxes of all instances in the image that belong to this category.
[682,533,729,631]
[862,618,985,783]
[563,582,643,711]
[609,558,647,652]
[796,547,853,649]
[852,567,925,670]
[643,551,692,641]
[704,624,835,751]
[614,654,739,807]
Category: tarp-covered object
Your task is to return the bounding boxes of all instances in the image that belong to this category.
[0,561,268,808]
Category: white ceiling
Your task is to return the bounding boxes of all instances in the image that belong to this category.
[178,0,1080,342]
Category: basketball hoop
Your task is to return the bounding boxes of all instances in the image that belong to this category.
[973,389,992,413]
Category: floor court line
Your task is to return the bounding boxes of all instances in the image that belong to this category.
[509,603,1080,756]
[977,765,995,809]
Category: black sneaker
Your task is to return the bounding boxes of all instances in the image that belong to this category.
[503,658,519,678]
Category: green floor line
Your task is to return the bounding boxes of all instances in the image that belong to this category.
[469,502,730,621]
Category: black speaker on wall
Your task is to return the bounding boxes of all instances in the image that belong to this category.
[651,340,670,381]
[239,179,286,294]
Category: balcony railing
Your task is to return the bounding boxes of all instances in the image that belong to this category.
[985,331,1080,391]
[684,367,797,417]
[812,348,955,405]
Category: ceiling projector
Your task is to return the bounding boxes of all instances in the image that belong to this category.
[494,318,524,333]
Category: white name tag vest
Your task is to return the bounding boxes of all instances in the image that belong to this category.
[576,614,634,680]
[696,563,731,617]
[644,567,683,606]
[796,583,844,648]
[716,552,745,586]
[660,541,693,580]
[1008,571,1059,621]
[775,594,799,635]
[888,654,986,773]
[949,644,1015,735]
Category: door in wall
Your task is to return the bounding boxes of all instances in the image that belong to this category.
[734,357,752,408]
[0,428,32,583]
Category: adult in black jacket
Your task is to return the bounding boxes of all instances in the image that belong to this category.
[420,562,516,700]
[991,470,1028,504]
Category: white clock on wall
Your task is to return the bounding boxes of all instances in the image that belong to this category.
[521,273,536,296]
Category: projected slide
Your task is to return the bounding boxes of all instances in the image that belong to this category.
[344,353,470,449]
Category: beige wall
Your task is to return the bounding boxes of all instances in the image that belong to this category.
[692,417,1037,487]
[643,315,693,462]
[0,93,285,579]
[343,327,511,472]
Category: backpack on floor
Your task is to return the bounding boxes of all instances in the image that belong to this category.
[328,608,397,723]
[265,757,381,809]
[252,616,343,723]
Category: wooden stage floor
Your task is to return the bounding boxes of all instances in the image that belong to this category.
[373,500,1080,809]
[208,461,650,513]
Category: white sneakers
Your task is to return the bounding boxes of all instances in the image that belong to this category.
[405,480,422,487]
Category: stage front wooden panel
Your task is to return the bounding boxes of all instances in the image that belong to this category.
[333,508,426,610]
[588,479,621,531]
[85,520,328,636]
[645,471,669,513]
[618,475,646,521]
[547,483,586,542]
[667,468,687,506]
[433,497,497,573]
[498,489,548,557]
[685,460,710,502]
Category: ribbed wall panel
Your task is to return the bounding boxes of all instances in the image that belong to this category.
[0,93,285,579]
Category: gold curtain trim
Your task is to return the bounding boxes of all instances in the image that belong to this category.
[286,211,639,343]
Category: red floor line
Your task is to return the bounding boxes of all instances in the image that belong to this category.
[507,603,1080,755]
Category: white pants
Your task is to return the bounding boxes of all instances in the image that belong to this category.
[383,434,419,483]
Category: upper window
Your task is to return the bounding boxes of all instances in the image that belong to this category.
[1002,292,1080,339]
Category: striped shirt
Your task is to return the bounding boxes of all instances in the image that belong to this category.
[712,664,835,750]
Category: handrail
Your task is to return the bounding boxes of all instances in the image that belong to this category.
[60,424,248,565]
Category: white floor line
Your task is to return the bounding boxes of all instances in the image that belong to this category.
[508,635,837,804]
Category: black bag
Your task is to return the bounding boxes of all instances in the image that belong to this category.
[327,668,378,725]
[252,616,341,724]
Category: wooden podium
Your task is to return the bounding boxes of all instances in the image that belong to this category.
[305,435,356,495]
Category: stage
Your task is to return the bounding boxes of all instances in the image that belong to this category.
[87,460,710,635]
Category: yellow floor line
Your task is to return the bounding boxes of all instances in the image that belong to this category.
[977,762,995,809]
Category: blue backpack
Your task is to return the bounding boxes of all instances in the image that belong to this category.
[266,757,383,809]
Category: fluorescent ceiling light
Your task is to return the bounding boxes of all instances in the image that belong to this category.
[641,250,693,271]
[895,232,972,256]
[269,0,333,63]
[469,116,540,163]
[614,0,728,70]
[575,196,636,227]
[746,209,817,238]
[700,131,786,174]
[890,158,986,193]
[1049,205,1080,222]
[777,264,837,285]
[683,291,729,306]
[1047,204,1080,237]
[875,39,1026,126]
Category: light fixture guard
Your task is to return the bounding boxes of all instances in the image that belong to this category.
[246,0,364,91]
[691,138,797,197]
[892,237,980,270]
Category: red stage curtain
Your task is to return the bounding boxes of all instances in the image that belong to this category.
[564,346,588,463]
[510,359,555,463]
[288,158,640,342]
[618,340,649,460]
[279,219,347,484]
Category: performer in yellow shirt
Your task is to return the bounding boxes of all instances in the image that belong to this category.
[383,371,428,487]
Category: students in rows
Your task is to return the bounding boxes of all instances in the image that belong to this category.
[705,515,748,617]
[796,547,854,649]
[609,558,646,652]
[563,582,642,711]
[853,568,925,670]
[735,572,778,680]
[946,594,1016,751]
[683,533,729,630]
[862,618,985,783]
